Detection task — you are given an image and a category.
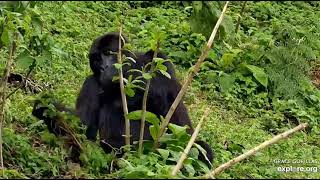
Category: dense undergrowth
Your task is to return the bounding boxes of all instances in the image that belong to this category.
[0,1,320,179]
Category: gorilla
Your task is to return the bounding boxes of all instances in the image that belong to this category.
[76,32,214,166]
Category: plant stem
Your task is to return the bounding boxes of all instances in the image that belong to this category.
[202,123,308,178]
[171,108,211,176]
[0,38,17,170]
[154,1,230,147]
[138,42,159,155]
[117,25,131,150]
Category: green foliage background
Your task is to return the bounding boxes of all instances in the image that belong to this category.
[0,1,320,179]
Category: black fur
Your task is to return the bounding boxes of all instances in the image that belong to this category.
[76,32,214,166]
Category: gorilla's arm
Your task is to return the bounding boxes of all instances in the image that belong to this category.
[76,75,102,140]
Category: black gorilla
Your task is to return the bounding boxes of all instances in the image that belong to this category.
[76,32,213,165]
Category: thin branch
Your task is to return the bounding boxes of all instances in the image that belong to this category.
[117,25,131,149]
[171,108,211,176]
[138,41,160,155]
[202,123,308,179]
[235,1,247,34]
[155,1,230,147]
[0,37,17,170]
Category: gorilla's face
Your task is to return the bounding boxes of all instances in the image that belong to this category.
[98,50,118,88]
[88,32,128,89]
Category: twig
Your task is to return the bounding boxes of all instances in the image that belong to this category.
[235,1,247,34]
[0,36,17,170]
[138,41,160,155]
[117,25,131,149]
[202,123,308,178]
[155,1,230,146]
[171,108,211,176]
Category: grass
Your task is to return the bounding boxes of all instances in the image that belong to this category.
[1,1,320,178]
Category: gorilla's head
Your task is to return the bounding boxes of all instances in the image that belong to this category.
[88,32,128,88]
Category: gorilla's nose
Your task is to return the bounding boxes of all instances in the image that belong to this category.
[99,65,109,72]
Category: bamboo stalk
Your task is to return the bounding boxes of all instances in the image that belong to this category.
[171,108,211,176]
[138,42,159,155]
[203,123,308,178]
[117,25,131,149]
[155,1,230,147]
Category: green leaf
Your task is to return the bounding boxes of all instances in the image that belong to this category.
[112,76,120,82]
[125,56,136,63]
[149,125,159,140]
[157,149,170,160]
[35,51,51,66]
[16,52,34,69]
[189,147,199,159]
[184,163,196,176]
[219,73,235,92]
[125,87,135,97]
[168,149,182,162]
[168,123,188,138]
[1,28,11,45]
[221,53,235,68]
[194,143,211,167]
[154,57,165,63]
[159,70,171,79]
[245,64,268,87]
[207,50,217,60]
[114,63,122,70]
[143,73,152,80]
[157,64,167,72]
[126,110,160,125]
[128,69,142,74]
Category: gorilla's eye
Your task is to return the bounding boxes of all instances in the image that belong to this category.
[102,50,117,56]
[102,50,111,55]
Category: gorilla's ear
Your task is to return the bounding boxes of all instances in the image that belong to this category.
[144,50,168,60]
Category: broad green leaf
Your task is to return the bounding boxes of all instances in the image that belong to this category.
[35,51,51,66]
[159,134,179,146]
[184,163,196,176]
[194,159,210,173]
[1,28,10,45]
[157,149,170,160]
[189,147,199,159]
[16,52,34,69]
[126,110,160,125]
[154,57,165,63]
[245,64,268,87]
[219,73,235,92]
[157,64,167,71]
[143,73,152,80]
[168,123,188,138]
[168,149,183,162]
[221,53,235,68]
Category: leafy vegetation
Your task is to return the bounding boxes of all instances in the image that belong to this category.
[1,1,320,179]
